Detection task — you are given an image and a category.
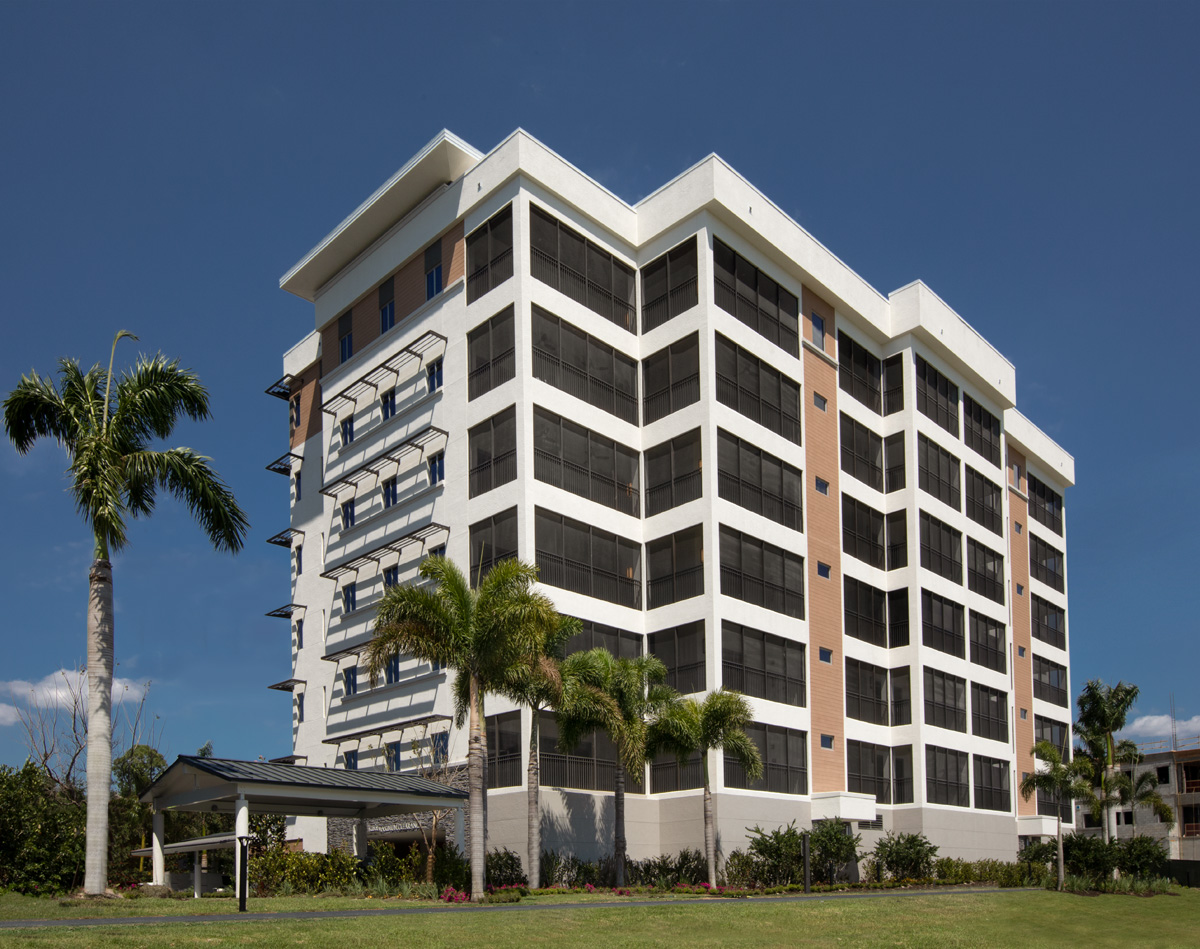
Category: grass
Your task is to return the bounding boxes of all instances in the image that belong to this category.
[0,889,1197,947]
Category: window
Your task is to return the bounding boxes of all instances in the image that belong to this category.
[468,406,517,497]
[380,477,398,509]
[972,682,1009,743]
[811,314,826,351]
[296,692,304,723]
[917,434,960,510]
[963,394,1001,467]
[840,414,883,491]
[847,741,892,803]
[649,621,706,694]
[719,525,805,618]
[338,311,353,364]
[920,511,962,583]
[974,755,1011,811]
[1033,655,1069,706]
[381,388,397,421]
[1030,535,1065,592]
[817,562,831,579]
[915,355,958,435]
[426,359,443,394]
[386,741,402,771]
[530,204,635,331]
[884,433,905,493]
[642,235,698,332]
[535,407,640,516]
[838,331,882,413]
[290,394,302,429]
[294,470,301,502]
[967,539,1005,605]
[1018,645,1026,658]
[535,507,641,608]
[814,392,827,411]
[1015,522,1022,534]
[714,334,802,444]
[969,612,1006,673]
[844,575,886,646]
[428,544,446,560]
[1039,787,1073,822]
[379,277,395,334]
[424,241,443,300]
[384,654,402,685]
[1028,474,1064,535]
[886,510,907,570]
[926,745,970,807]
[651,749,703,793]
[465,204,513,303]
[294,544,302,576]
[295,619,304,649]
[469,507,518,585]
[815,477,829,495]
[427,451,445,486]
[566,619,642,660]
[820,734,834,750]
[722,621,805,706]
[888,589,910,647]
[846,658,890,725]
[343,749,358,771]
[342,582,357,614]
[1157,766,1171,785]
[1034,715,1071,759]
[717,429,803,531]
[540,711,640,793]
[842,495,884,569]
[819,647,833,664]
[713,237,800,356]
[532,305,638,424]
[340,416,354,448]
[965,467,1002,535]
[645,429,702,516]
[485,710,522,788]
[467,306,515,400]
[643,333,700,423]
[343,665,359,697]
[340,499,356,531]
[883,354,904,415]
[383,565,399,589]
[893,745,915,803]
[646,525,704,608]
[922,589,965,658]
[891,666,912,724]
[726,722,808,794]
[924,667,967,732]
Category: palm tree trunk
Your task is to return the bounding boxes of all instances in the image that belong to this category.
[467,673,485,902]
[527,708,540,890]
[425,814,437,884]
[1056,815,1064,891]
[85,555,114,895]
[702,756,716,888]
[614,763,626,888]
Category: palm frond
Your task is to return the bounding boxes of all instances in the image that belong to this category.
[3,370,74,453]
[122,448,248,552]
[111,354,210,442]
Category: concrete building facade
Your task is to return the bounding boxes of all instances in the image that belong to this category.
[268,129,1076,867]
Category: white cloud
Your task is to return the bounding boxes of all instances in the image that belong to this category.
[1120,714,1200,740]
[0,668,149,726]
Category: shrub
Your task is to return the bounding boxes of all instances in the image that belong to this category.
[366,842,422,887]
[1062,833,1117,882]
[721,849,759,888]
[1115,836,1169,880]
[874,832,938,881]
[744,822,805,886]
[809,821,861,884]
[0,763,86,895]
[431,844,469,893]
[484,887,522,903]
[486,847,527,887]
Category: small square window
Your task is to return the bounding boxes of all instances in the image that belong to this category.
[1016,584,1024,596]
[427,358,444,394]
[340,499,356,531]
[1157,766,1170,785]
[812,314,826,351]
[820,734,834,750]
[384,654,401,684]
[383,565,400,589]
[814,392,827,412]
[428,451,445,486]
[819,647,833,664]
[1020,708,1028,720]
[343,749,358,771]
[1015,522,1022,534]
[815,477,829,496]
[1017,645,1026,658]
[381,388,396,421]
[817,562,831,579]
[342,582,357,614]
[382,477,398,509]
[429,544,447,560]
[340,416,354,447]
[343,665,358,697]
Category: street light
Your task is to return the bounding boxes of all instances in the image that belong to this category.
[237,835,251,913]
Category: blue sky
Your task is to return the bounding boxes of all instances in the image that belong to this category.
[2,1,1197,768]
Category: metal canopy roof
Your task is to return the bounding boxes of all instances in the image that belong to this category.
[319,522,448,580]
[319,427,447,498]
[323,715,452,746]
[265,377,293,400]
[141,755,465,820]
[265,604,305,620]
[322,331,447,417]
[266,453,303,476]
[270,754,307,765]
[266,528,304,548]
[267,678,305,692]
[132,832,238,857]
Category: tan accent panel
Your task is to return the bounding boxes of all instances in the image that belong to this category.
[288,360,323,450]
[803,286,836,358]
[1008,446,1026,494]
[803,324,844,793]
[444,220,465,285]
[1009,490,1035,815]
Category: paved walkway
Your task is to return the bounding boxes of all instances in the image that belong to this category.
[0,887,1020,929]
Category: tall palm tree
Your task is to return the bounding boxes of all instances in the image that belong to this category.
[3,332,248,894]
[1122,766,1175,836]
[1019,741,1094,891]
[1075,679,1141,844]
[364,556,560,902]
[648,689,763,888]
[558,649,672,887]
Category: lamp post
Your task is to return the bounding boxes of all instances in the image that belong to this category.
[237,835,251,913]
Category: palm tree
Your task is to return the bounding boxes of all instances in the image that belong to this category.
[1075,679,1141,845]
[648,689,763,888]
[558,649,672,887]
[3,332,248,895]
[364,556,560,902]
[1019,741,1093,891]
[1122,765,1175,836]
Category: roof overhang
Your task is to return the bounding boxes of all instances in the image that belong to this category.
[280,131,482,302]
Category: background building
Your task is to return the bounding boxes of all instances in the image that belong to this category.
[268,129,1075,866]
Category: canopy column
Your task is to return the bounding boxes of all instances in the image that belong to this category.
[193,852,201,899]
[151,807,165,885]
[234,795,249,899]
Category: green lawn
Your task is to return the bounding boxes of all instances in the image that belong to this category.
[0,889,1197,948]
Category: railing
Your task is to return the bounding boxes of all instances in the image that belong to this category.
[641,277,698,333]
[532,346,638,424]
[1034,680,1069,708]
[650,757,703,793]
[647,564,704,609]
[1184,823,1200,838]
[715,371,802,445]
[646,469,702,516]
[468,449,517,498]
[541,753,614,792]
[714,277,798,356]
[975,787,1011,812]
[468,348,515,401]
[722,662,805,707]
[472,548,517,586]
[466,247,514,303]
[718,471,802,531]
[534,450,639,517]
[644,373,699,425]
[536,550,641,609]
[531,248,634,332]
[894,777,914,804]
[726,761,807,795]
[488,753,522,789]
[884,382,904,415]
[663,660,706,695]
[720,565,803,619]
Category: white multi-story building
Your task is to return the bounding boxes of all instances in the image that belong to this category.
[268,129,1075,865]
